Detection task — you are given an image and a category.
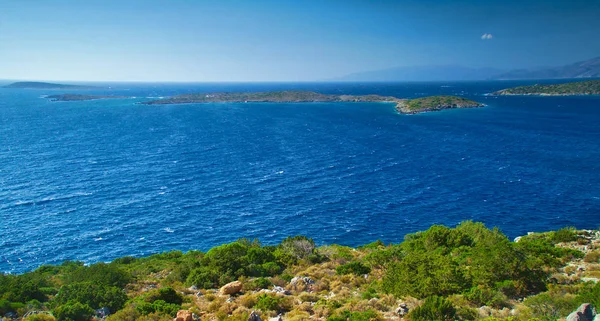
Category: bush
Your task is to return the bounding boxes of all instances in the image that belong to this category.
[336,262,371,276]
[584,250,600,263]
[255,294,283,312]
[326,309,382,321]
[550,227,577,244]
[245,277,272,291]
[408,296,456,321]
[145,287,183,305]
[25,314,55,321]
[52,282,127,312]
[463,286,508,308]
[53,301,94,321]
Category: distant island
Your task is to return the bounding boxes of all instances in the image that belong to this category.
[3,81,99,90]
[141,91,484,114]
[46,94,129,101]
[493,79,600,96]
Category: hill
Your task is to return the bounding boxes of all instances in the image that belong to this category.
[493,79,600,96]
[494,56,600,80]
[333,65,504,82]
[3,82,98,90]
[0,222,598,321]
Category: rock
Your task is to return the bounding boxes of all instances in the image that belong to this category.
[269,314,283,321]
[396,303,409,316]
[220,281,243,295]
[249,311,262,321]
[567,303,597,321]
[514,236,522,242]
[272,286,291,295]
[290,276,314,285]
[175,310,193,321]
[594,315,600,321]
[189,285,198,291]
[95,307,111,318]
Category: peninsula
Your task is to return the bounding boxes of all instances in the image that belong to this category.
[46,94,130,101]
[493,79,600,96]
[3,81,99,90]
[141,91,483,114]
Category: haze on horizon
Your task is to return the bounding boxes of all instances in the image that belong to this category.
[1,0,599,82]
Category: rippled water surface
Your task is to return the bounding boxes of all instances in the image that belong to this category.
[1,81,599,273]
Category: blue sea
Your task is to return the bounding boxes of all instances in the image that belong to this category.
[1,81,599,273]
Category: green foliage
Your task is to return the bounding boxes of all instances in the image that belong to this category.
[276,236,323,265]
[496,80,600,95]
[52,301,94,321]
[408,296,456,321]
[382,221,573,299]
[550,227,578,244]
[336,261,371,276]
[577,282,600,308]
[244,277,272,291]
[254,294,283,312]
[145,287,183,305]
[405,96,481,111]
[135,300,180,317]
[463,286,508,308]
[524,290,580,321]
[326,309,381,321]
[53,282,127,312]
[62,263,131,288]
[185,240,282,288]
[24,314,55,321]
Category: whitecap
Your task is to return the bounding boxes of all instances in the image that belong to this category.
[163,228,174,233]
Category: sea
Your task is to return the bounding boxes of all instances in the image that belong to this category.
[1,81,599,274]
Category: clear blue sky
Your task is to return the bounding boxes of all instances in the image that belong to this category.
[1,0,599,82]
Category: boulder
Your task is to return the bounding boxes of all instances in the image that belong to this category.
[290,276,314,285]
[175,310,193,321]
[567,303,597,321]
[220,281,243,295]
[396,303,409,316]
[249,311,262,321]
[269,315,283,321]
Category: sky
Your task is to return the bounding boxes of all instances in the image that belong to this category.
[1,0,599,82]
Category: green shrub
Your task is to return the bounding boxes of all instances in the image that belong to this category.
[524,291,580,320]
[408,296,456,321]
[63,263,131,288]
[245,277,272,291]
[336,261,371,276]
[550,227,577,244]
[463,286,508,308]
[255,294,282,312]
[326,309,381,321]
[53,301,94,321]
[145,287,183,305]
[52,282,127,312]
[25,314,56,321]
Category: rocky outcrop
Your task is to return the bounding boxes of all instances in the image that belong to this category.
[566,303,598,321]
[248,311,262,321]
[219,281,243,295]
[175,310,193,321]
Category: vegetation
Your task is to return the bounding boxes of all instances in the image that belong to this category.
[397,95,484,113]
[1,222,598,321]
[141,91,484,114]
[494,79,600,95]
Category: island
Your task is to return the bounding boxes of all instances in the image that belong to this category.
[0,223,598,321]
[493,79,600,96]
[45,94,129,101]
[141,91,484,114]
[3,81,99,90]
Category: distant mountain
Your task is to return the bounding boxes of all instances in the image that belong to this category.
[3,81,99,89]
[334,65,505,82]
[494,56,600,80]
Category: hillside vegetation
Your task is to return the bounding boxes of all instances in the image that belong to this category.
[1,222,598,321]
[493,80,600,95]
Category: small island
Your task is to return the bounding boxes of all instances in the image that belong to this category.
[142,91,484,114]
[3,81,99,90]
[395,95,484,114]
[46,94,129,102]
[493,79,600,96]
